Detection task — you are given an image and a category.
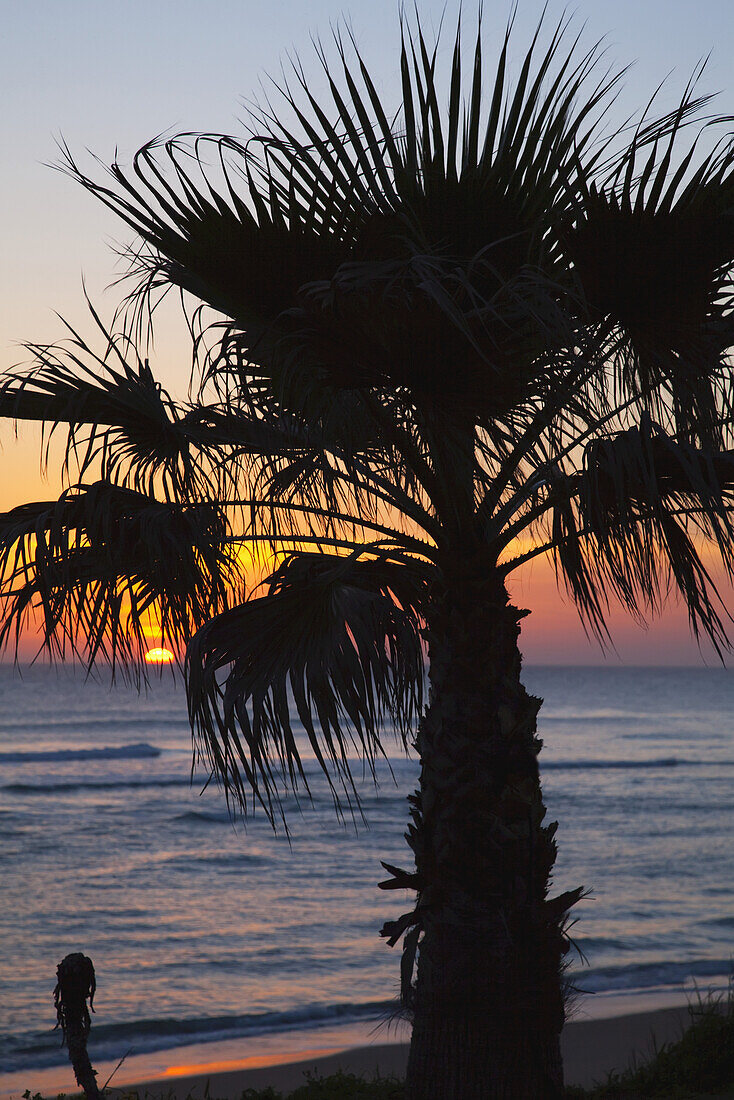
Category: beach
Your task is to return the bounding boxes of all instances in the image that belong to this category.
[0,1003,712,1097]
[114,1006,696,1094]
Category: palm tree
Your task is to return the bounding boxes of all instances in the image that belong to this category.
[3,13,734,1097]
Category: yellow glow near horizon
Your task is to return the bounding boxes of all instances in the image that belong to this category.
[144,647,175,664]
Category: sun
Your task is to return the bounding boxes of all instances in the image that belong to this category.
[144,647,175,664]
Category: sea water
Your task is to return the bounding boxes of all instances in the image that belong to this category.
[0,663,732,1081]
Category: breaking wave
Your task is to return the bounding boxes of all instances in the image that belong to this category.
[0,742,161,764]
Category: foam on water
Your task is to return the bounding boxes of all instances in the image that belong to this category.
[0,742,161,763]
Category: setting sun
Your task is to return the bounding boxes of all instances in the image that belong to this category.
[144,647,175,664]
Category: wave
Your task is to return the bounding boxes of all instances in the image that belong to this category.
[0,742,161,764]
[703,915,734,929]
[0,714,188,733]
[577,957,733,995]
[0,999,391,1073]
[4,756,730,791]
[164,852,268,869]
[174,809,233,825]
[3,776,196,794]
[538,709,701,723]
[541,713,640,723]
[543,757,734,770]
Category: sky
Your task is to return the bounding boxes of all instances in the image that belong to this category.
[3,0,734,664]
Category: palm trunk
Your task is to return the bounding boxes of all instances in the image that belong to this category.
[393,562,579,1099]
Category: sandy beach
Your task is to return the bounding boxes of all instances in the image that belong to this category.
[1,1003,713,1098]
[116,1006,691,1095]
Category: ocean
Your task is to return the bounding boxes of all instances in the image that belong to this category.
[0,663,732,1087]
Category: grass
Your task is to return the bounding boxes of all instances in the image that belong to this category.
[565,985,734,1098]
[28,987,734,1100]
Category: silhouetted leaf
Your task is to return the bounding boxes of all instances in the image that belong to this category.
[186,549,427,823]
[0,481,232,674]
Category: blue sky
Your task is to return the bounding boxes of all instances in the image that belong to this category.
[2,0,734,663]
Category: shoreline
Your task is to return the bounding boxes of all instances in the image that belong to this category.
[1,1000,704,1098]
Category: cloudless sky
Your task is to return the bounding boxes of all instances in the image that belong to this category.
[3,0,734,663]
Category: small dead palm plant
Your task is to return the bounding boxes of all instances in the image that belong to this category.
[54,953,100,1100]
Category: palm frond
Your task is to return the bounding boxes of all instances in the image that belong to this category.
[1,298,351,506]
[185,549,427,823]
[59,133,357,350]
[552,418,734,649]
[0,481,233,673]
[0,300,207,498]
[55,14,627,424]
[262,14,621,415]
[564,94,734,446]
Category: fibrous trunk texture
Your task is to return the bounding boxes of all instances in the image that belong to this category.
[54,952,101,1100]
[389,562,580,1100]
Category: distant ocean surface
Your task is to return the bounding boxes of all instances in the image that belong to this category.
[1,663,732,1080]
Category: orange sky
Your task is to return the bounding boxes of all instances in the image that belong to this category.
[509,551,731,666]
[1,418,730,666]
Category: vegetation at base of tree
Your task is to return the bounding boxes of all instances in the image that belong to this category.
[566,986,734,1098]
[21,1073,404,1100]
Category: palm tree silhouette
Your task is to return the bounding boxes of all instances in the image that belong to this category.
[3,14,734,1097]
